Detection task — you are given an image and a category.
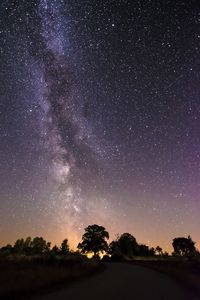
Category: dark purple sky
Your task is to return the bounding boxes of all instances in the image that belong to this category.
[0,0,200,251]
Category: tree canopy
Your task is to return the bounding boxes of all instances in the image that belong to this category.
[77,224,109,257]
[109,233,156,258]
[117,233,138,256]
[172,236,196,257]
[10,237,51,255]
[0,227,198,260]
[155,246,163,256]
[60,239,69,255]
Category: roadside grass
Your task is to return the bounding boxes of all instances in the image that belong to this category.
[0,253,101,299]
[130,258,200,297]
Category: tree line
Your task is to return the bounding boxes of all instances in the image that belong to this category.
[0,224,199,259]
[0,237,69,256]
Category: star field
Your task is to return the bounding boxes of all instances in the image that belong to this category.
[0,0,200,251]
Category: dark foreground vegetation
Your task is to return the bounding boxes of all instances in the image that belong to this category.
[0,254,100,299]
[131,259,200,297]
[0,224,199,298]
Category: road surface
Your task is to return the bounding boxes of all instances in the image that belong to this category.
[32,263,197,300]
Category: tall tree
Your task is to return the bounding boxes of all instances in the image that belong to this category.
[172,236,196,257]
[117,233,138,257]
[108,240,122,257]
[23,237,32,255]
[77,224,109,257]
[155,246,163,256]
[109,233,138,258]
[51,245,60,255]
[60,239,69,255]
[13,238,25,254]
[31,237,51,254]
[137,244,155,257]
[0,244,13,255]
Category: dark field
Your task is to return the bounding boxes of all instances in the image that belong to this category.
[0,254,100,299]
[131,258,200,297]
[1,255,200,300]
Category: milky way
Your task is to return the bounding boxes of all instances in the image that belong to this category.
[0,0,200,251]
[27,0,111,241]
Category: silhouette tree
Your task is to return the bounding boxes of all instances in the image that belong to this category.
[118,233,138,257]
[23,237,32,255]
[196,250,200,257]
[155,246,163,256]
[77,224,109,258]
[60,239,69,255]
[162,251,169,257]
[51,245,60,255]
[31,237,51,254]
[137,244,150,256]
[109,234,157,258]
[12,237,51,255]
[149,247,156,256]
[172,236,196,257]
[109,233,139,258]
[108,240,122,257]
[13,238,25,254]
[0,244,13,255]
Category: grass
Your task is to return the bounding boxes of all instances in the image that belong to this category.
[2,252,199,299]
[0,253,101,299]
[131,258,200,297]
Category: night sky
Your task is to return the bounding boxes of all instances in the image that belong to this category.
[0,0,200,251]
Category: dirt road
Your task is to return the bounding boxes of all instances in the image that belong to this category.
[32,263,197,300]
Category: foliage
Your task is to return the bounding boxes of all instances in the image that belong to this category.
[0,244,13,255]
[109,234,157,258]
[0,237,68,257]
[137,244,155,257]
[172,236,196,257]
[162,251,169,257]
[51,245,60,255]
[0,253,99,299]
[60,239,69,255]
[13,237,32,255]
[13,239,25,254]
[117,233,138,256]
[77,224,109,257]
[0,229,198,260]
[155,246,163,256]
[30,237,51,255]
[108,240,122,257]
[1,237,51,256]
